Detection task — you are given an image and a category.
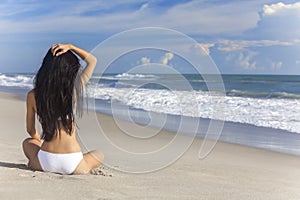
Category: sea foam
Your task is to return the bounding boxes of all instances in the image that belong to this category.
[90,85,300,134]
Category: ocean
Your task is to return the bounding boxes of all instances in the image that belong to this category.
[1,72,300,155]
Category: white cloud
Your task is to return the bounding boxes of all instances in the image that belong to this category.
[139,3,149,11]
[165,52,174,60]
[141,56,150,64]
[263,2,300,16]
[159,0,261,35]
[237,51,257,70]
[218,39,296,52]
[0,2,39,17]
[252,2,300,41]
[188,43,214,56]
[161,52,174,65]
[198,43,215,55]
[296,60,300,65]
[271,61,283,70]
[238,53,256,70]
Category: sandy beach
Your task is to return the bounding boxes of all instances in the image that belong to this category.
[1,91,300,200]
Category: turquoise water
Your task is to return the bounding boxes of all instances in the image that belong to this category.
[96,74,300,98]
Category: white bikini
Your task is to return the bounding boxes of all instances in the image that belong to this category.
[38,150,83,174]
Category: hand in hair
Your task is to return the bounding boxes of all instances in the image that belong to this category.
[51,44,71,56]
[51,43,97,85]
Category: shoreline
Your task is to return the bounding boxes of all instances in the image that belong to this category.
[3,89,300,157]
[93,97,300,157]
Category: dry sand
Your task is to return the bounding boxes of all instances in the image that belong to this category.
[1,92,300,199]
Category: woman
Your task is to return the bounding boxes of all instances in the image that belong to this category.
[22,44,104,174]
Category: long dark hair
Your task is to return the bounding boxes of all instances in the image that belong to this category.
[34,49,83,141]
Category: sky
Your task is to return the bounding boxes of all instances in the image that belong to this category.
[0,0,299,74]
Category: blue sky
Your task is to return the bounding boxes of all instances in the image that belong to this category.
[0,0,299,74]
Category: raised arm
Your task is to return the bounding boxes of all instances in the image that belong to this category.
[51,44,97,85]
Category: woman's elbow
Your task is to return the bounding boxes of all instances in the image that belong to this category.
[26,128,36,136]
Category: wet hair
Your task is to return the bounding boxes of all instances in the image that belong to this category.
[34,49,83,141]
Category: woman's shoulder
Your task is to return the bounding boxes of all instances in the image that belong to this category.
[27,89,35,99]
[26,89,37,110]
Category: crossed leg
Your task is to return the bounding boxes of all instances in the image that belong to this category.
[22,138,43,171]
[73,150,104,174]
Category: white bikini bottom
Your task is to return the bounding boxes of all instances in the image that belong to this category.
[38,150,83,174]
